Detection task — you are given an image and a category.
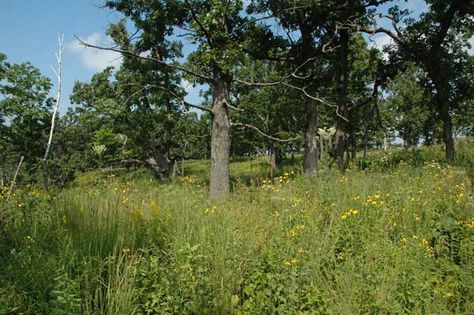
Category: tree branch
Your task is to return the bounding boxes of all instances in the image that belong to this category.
[74,35,214,82]
[232,122,301,142]
[154,85,213,113]
[184,0,214,46]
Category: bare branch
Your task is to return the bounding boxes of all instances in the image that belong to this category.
[154,85,213,113]
[232,122,301,142]
[280,81,349,122]
[74,34,214,82]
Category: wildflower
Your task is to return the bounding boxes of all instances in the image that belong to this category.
[459,218,474,229]
[400,236,408,247]
[341,208,358,220]
[149,201,161,215]
[122,196,130,205]
[289,228,298,238]
[121,247,130,254]
[420,239,433,256]
[283,258,298,267]
[204,206,217,214]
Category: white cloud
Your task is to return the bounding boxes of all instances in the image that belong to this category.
[367,33,394,60]
[468,37,474,55]
[180,78,194,93]
[67,33,122,71]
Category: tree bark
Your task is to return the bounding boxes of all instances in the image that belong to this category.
[146,151,169,181]
[363,125,368,160]
[319,133,324,161]
[269,144,277,171]
[303,98,318,175]
[300,25,319,175]
[209,75,231,201]
[334,29,350,170]
[435,81,455,163]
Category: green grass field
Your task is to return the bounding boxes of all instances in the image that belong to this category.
[1,144,474,314]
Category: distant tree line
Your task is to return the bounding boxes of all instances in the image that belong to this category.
[0,0,472,200]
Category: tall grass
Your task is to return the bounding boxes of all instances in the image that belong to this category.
[1,144,473,314]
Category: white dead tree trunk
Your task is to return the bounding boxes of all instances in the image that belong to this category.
[43,34,64,190]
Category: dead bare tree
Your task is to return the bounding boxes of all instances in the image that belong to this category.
[43,34,64,190]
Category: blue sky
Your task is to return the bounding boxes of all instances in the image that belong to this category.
[0,0,203,113]
[2,0,469,116]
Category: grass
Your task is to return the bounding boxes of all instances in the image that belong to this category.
[1,143,474,314]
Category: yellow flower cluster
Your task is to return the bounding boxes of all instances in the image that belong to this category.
[459,218,474,229]
[454,193,465,204]
[0,185,9,199]
[121,247,130,254]
[339,176,348,184]
[278,171,295,184]
[204,206,217,214]
[288,224,305,238]
[400,234,434,255]
[149,201,161,216]
[25,185,46,198]
[364,193,384,207]
[283,258,299,267]
[260,178,273,189]
[122,196,131,205]
[341,208,358,220]
[424,161,442,170]
[180,176,196,184]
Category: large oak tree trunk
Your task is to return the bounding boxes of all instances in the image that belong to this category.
[300,26,319,175]
[435,81,455,163]
[303,98,318,175]
[334,29,350,170]
[209,76,231,201]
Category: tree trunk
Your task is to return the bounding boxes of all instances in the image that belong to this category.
[300,25,318,175]
[209,76,231,201]
[436,82,455,163]
[363,125,368,160]
[146,151,169,181]
[319,133,324,161]
[334,29,350,170]
[269,144,277,171]
[303,98,318,175]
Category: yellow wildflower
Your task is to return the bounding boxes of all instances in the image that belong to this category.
[121,247,130,254]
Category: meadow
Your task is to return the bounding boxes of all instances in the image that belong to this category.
[1,144,474,314]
